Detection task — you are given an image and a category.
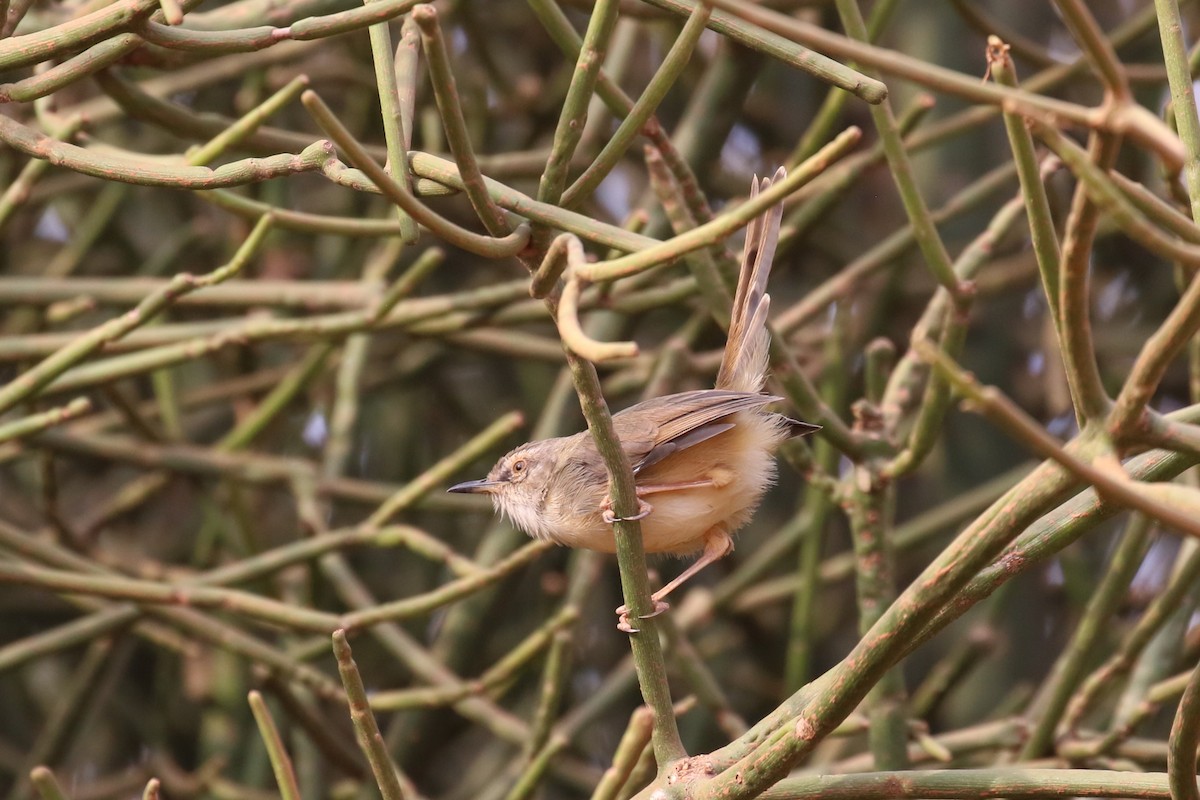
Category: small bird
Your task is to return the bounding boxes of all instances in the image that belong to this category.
[449,168,819,631]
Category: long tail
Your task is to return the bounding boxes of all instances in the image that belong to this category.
[715,167,786,393]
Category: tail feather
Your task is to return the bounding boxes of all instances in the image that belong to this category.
[716,167,787,392]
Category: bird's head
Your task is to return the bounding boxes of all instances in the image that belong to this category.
[447,440,560,538]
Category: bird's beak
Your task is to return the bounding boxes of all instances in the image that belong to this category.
[786,418,823,437]
[447,478,501,494]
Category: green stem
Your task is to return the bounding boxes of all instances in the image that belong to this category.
[1157,0,1200,221]
[332,631,410,800]
[560,2,711,209]
[0,398,91,444]
[761,767,1189,800]
[536,0,621,207]
[415,4,511,237]
[579,128,861,281]
[1050,0,1129,100]
[1167,637,1200,800]
[832,0,965,305]
[0,215,271,416]
[248,691,303,800]
[1045,129,1117,425]
[1021,513,1153,757]
[988,42,1063,333]
[302,90,531,258]
[637,0,887,103]
[846,462,907,768]
[560,344,687,768]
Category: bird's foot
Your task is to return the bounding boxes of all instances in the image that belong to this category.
[615,599,671,633]
[601,497,653,524]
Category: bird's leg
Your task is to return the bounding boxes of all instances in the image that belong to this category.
[636,478,717,495]
[600,496,653,524]
[616,527,734,632]
[600,472,731,524]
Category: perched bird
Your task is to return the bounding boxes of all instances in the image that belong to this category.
[449,168,819,631]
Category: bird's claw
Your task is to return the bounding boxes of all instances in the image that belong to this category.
[615,599,671,633]
[601,498,653,524]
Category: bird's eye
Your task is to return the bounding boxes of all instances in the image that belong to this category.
[512,459,527,473]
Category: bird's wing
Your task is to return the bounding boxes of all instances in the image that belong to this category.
[613,390,781,474]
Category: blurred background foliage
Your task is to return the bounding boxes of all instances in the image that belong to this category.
[2,0,1200,799]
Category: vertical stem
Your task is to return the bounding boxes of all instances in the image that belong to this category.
[394,14,420,151]
[1050,0,1130,100]
[1058,131,1117,425]
[1063,539,1200,734]
[989,41,1063,333]
[1115,537,1200,726]
[832,0,965,305]
[847,339,907,768]
[537,0,621,206]
[1168,635,1200,800]
[322,238,404,480]
[789,0,900,166]
[846,458,908,769]
[786,307,847,691]
[415,4,512,237]
[1021,514,1152,757]
[1156,0,1200,222]
[561,2,711,209]
[9,637,123,800]
[28,769,70,800]
[364,1,417,242]
[559,345,687,768]
[248,691,304,800]
[784,439,838,691]
[332,631,409,800]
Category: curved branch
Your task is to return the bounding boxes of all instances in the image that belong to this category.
[0,114,331,188]
[557,274,638,362]
[302,89,532,259]
[1166,627,1200,800]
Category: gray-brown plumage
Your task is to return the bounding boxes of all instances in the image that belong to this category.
[449,168,818,630]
